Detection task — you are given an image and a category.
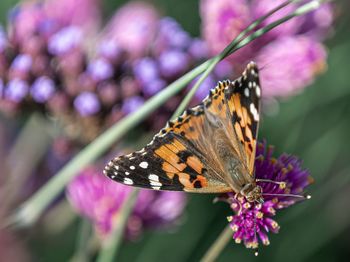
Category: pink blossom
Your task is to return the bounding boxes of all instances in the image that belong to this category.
[103,1,159,58]
[256,36,327,97]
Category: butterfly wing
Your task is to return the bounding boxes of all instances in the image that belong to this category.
[225,62,261,174]
[104,62,261,192]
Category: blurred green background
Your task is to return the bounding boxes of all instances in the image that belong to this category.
[1,0,350,261]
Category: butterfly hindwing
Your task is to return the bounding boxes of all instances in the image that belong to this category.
[104,62,261,192]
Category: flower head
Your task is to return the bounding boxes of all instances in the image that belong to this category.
[257,36,327,97]
[103,1,159,58]
[67,166,186,239]
[222,141,312,250]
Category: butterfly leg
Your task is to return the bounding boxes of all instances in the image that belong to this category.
[255,179,286,189]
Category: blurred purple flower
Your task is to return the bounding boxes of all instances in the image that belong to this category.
[10,54,32,72]
[200,0,333,97]
[200,0,253,64]
[48,26,82,55]
[189,38,209,60]
[44,0,101,33]
[87,58,114,81]
[122,96,145,114]
[9,0,101,43]
[5,79,29,102]
[97,40,122,61]
[256,36,327,97]
[134,58,159,84]
[103,1,159,58]
[67,167,186,238]
[0,26,7,52]
[143,79,166,97]
[221,141,312,250]
[157,17,191,50]
[159,50,189,78]
[74,91,101,116]
[30,76,55,103]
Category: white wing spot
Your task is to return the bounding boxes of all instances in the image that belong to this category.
[256,86,261,97]
[114,171,118,175]
[244,88,249,97]
[151,181,162,187]
[149,174,162,187]
[130,165,135,170]
[152,186,161,190]
[248,82,253,88]
[250,103,259,121]
[124,178,133,185]
[149,174,159,181]
[111,175,116,179]
[125,172,130,175]
[139,161,149,169]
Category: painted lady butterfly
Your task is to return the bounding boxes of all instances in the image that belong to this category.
[104,62,264,203]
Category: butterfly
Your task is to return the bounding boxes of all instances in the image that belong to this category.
[104,62,264,203]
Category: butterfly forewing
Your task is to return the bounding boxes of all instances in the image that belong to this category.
[104,62,261,193]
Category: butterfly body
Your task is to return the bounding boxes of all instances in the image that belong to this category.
[104,62,262,203]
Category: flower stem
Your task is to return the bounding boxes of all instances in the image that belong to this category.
[12,0,323,228]
[96,188,139,262]
[70,219,92,262]
[200,225,232,262]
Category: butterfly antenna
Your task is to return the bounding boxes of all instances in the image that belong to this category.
[262,193,311,200]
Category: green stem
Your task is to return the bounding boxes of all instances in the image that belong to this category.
[70,219,92,262]
[200,225,232,262]
[96,188,139,262]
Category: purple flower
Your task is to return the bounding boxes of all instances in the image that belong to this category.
[143,78,166,97]
[5,79,29,102]
[97,40,122,61]
[188,39,209,60]
[48,26,83,55]
[87,58,114,81]
[222,141,312,250]
[122,96,145,114]
[30,76,55,103]
[0,79,4,97]
[67,167,186,238]
[11,54,32,72]
[256,36,327,97]
[159,50,189,78]
[134,58,159,84]
[74,91,101,116]
[10,0,100,44]
[0,26,7,52]
[44,0,101,33]
[158,18,191,49]
[200,0,253,64]
[103,1,159,58]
